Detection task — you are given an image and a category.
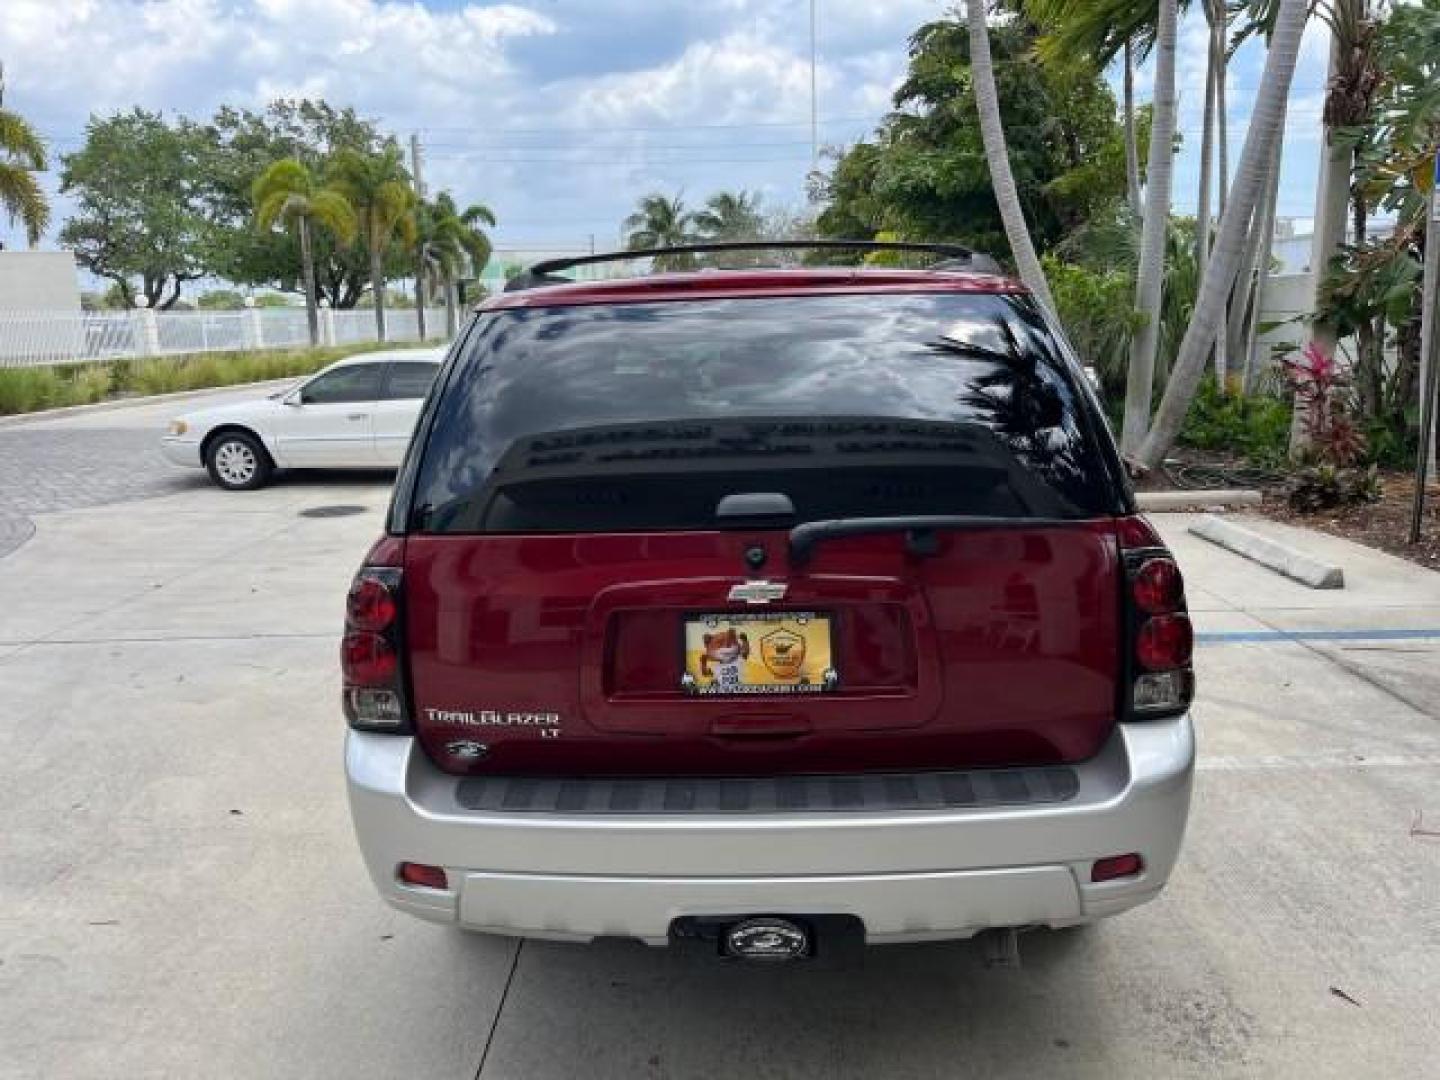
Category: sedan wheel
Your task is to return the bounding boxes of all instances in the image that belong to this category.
[206,432,272,491]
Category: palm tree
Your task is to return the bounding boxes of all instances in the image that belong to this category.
[252,159,357,346]
[1123,40,1142,215]
[1026,0,1192,446]
[694,190,764,241]
[1295,0,1382,453]
[329,146,416,342]
[0,64,50,248]
[415,192,495,337]
[1120,0,1179,454]
[623,193,698,270]
[965,0,1056,317]
[1194,0,1234,384]
[1136,0,1310,469]
[1028,1,1181,216]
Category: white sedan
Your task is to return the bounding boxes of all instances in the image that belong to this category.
[161,348,446,490]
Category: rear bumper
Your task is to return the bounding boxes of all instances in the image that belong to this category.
[345,716,1194,945]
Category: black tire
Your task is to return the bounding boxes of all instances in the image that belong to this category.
[205,431,273,491]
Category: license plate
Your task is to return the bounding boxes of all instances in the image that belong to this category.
[682,612,836,695]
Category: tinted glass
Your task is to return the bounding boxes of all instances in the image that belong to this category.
[412,292,1120,533]
[383,361,440,401]
[301,364,380,404]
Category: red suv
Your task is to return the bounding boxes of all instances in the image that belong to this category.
[343,242,1195,960]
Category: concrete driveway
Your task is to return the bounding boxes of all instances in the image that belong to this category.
[2,390,1438,1078]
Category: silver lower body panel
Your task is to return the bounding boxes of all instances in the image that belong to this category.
[346,715,1194,946]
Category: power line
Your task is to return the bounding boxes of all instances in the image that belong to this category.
[413,114,881,135]
[420,138,826,151]
[422,152,816,165]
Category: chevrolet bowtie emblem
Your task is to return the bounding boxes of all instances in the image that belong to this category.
[727,580,788,605]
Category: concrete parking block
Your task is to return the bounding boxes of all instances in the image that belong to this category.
[1156,513,1440,611]
[1189,514,1344,588]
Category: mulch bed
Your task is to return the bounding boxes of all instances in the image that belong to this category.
[1255,471,1440,572]
[1132,449,1440,571]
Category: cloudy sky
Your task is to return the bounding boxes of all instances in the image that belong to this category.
[2,0,1333,260]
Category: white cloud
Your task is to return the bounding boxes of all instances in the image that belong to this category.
[0,0,1335,259]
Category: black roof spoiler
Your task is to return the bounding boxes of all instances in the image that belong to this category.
[502,239,1003,293]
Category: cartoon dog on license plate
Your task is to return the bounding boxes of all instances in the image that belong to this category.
[700,627,750,689]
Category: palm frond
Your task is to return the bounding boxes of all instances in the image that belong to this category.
[0,162,50,245]
[1028,0,1176,69]
[255,189,301,233]
[309,188,357,247]
[251,158,311,207]
[0,109,46,170]
[460,202,497,228]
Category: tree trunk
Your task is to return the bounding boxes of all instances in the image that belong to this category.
[1211,4,1230,385]
[1419,213,1439,479]
[1232,95,1289,387]
[1136,0,1309,469]
[1120,0,1179,455]
[370,244,387,343]
[1293,32,1351,456]
[964,0,1057,318]
[1196,24,1217,288]
[299,215,319,348]
[1123,40,1142,217]
[443,266,458,339]
[1355,316,1381,420]
[415,259,427,341]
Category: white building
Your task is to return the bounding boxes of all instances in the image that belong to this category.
[0,251,83,312]
[0,251,85,363]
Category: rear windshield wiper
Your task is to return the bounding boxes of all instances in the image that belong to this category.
[789,515,1078,565]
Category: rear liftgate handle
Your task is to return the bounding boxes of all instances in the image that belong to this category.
[710,714,811,739]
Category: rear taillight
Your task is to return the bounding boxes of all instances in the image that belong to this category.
[1118,517,1194,718]
[342,566,409,732]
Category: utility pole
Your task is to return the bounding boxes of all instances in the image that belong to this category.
[809,0,818,171]
[410,132,426,200]
[1409,152,1440,545]
[410,133,427,340]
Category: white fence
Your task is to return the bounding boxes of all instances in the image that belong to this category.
[0,306,451,368]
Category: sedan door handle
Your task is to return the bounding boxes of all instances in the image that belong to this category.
[347,413,367,421]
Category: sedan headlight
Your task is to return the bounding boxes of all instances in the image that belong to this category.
[167,420,189,436]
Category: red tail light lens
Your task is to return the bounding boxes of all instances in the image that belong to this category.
[347,577,397,632]
[342,632,397,685]
[1116,515,1163,550]
[1132,558,1184,614]
[343,565,408,732]
[1118,516,1194,718]
[1136,614,1194,670]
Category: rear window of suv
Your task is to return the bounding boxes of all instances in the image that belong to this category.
[407,291,1123,533]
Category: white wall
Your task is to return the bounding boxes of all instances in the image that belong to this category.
[0,252,83,313]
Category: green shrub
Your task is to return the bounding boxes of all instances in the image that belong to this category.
[0,368,65,413]
[1287,464,1382,513]
[1178,377,1291,465]
[106,357,134,393]
[0,341,423,416]
[1043,256,1140,405]
[70,366,113,405]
